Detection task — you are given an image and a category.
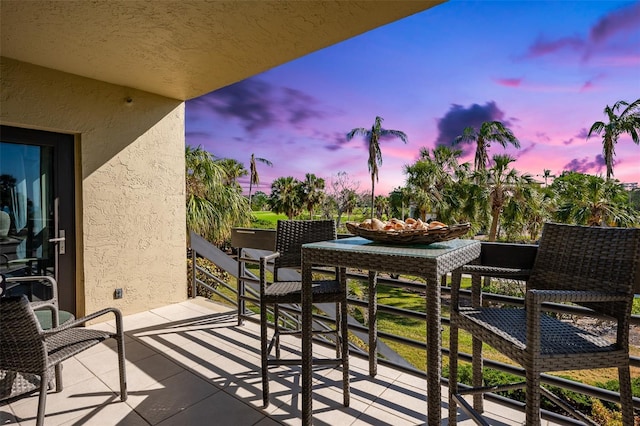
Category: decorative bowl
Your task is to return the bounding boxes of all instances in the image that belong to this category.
[345,222,471,245]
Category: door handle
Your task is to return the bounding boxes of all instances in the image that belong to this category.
[49,230,66,255]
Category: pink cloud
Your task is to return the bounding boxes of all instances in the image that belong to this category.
[495,78,523,87]
[524,36,585,58]
[580,80,595,92]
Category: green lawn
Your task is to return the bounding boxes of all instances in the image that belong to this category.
[250,211,288,229]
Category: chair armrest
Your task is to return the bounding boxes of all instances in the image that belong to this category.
[41,307,123,337]
[30,301,60,328]
[259,252,281,291]
[5,275,59,304]
[260,252,281,263]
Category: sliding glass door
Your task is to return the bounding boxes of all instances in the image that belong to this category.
[0,126,76,313]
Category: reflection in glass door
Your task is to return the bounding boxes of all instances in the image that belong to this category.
[0,143,54,271]
[0,126,76,314]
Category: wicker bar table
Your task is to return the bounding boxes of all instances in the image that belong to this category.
[301,236,480,425]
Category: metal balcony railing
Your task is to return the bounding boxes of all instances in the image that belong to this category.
[189,228,640,425]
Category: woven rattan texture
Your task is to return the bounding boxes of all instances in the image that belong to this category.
[0,295,127,426]
[274,220,336,271]
[260,220,348,410]
[345,221,470,245]
[449,223,640,426]
[302,236,480,426]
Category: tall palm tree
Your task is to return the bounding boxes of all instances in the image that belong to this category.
[454,121,520,172]
[302,173,325,219]
[483,154,533,241]
[185,146,251,245]
[587,99,640,180]
[248,153,273,205]
[347,116,408,220]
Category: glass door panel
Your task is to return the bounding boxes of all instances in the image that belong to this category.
[0,126,76,313]
[1,143,54,275]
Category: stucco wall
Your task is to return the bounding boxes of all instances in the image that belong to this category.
[0,58,187,317]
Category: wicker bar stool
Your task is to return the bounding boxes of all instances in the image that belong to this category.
[457,242,538,414]
[448,223,640,425]
[259,220,349,408]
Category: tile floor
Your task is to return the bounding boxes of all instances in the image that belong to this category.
[0,298,558,425]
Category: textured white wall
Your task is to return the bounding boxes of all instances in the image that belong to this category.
[1,58,187,317]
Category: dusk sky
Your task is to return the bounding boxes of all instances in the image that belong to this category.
[186,0,640,196]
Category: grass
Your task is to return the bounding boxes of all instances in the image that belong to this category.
[250,211,287,229]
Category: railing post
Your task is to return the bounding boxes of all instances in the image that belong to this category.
[237,248,245,325]
[191,249,197,298]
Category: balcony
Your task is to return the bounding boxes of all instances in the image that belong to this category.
[1,298,557,425]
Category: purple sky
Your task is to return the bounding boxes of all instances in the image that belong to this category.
[186,0,640,196]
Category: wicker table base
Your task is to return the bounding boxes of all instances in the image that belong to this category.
[301,237,480,425]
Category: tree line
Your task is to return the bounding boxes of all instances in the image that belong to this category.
[186,98,640,245]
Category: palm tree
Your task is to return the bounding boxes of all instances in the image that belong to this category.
[541,169,554,187]
[551,171,639,226]
[347,116,408,220]
[268,176,304,220]
[374,195,390,219]
[185,146,251,245]
[389,186,412,219]
[483,154,533,241]
[587,99,640,180]
[216,158,248,187]
[302,173,325,219]
[248,153,273,205]
[454,121,520,172]
[404,146,467,221]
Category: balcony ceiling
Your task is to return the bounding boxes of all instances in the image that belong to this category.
[1,1,443,101]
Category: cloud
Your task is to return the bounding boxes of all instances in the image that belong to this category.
[324,132,350,151]
[517,142,536,157]
[576,128,590,139]
[495,77,522,87]
[187,78,326,135]
[281,87,326,126]
[563,138,574,146]
[434,101,509,155]
[589,2,640,43]
[521,2,640,67]
[563,154,609,174]
[524,36,585,58]
[535,132,551,143]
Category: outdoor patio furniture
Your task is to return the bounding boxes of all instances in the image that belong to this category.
[0,275,74,401]
[448,222,640,426]
[458,241,538,414]
[301,235,481,425]
[0,293,127,426]
[259,219,348,408]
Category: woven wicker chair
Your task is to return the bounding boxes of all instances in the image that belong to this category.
[449,223,640,426]
[457,242,538,415]
[0,295,127,426]
[259,220,348,408]
[1,275,68,401]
